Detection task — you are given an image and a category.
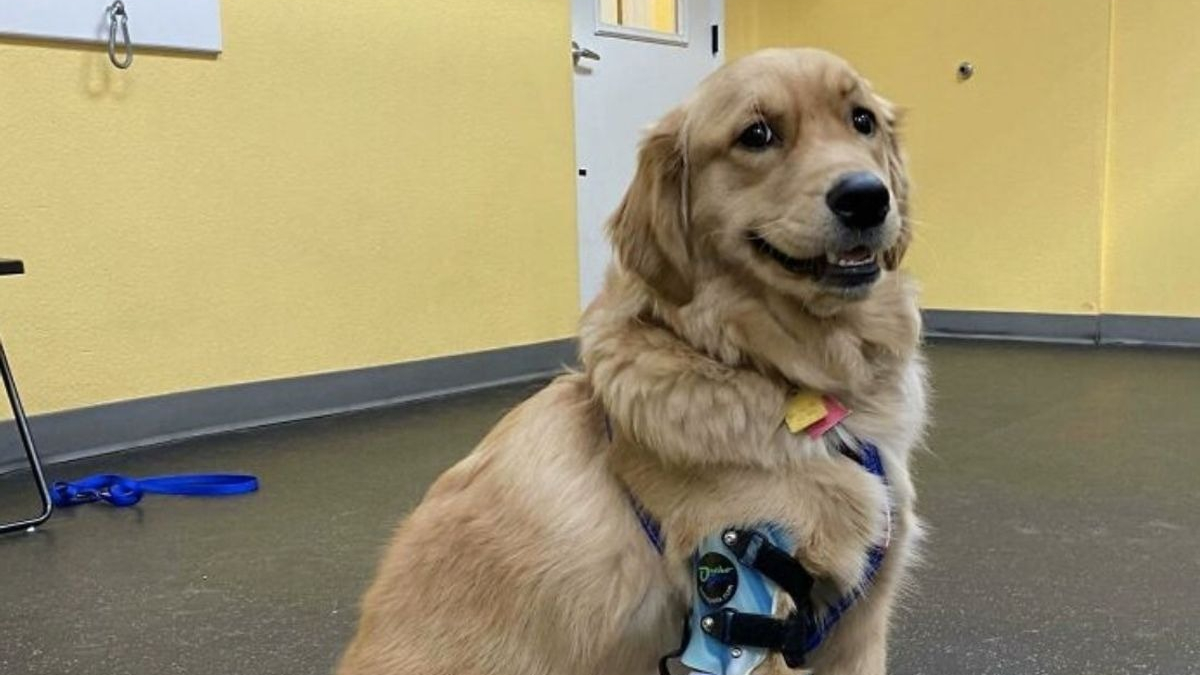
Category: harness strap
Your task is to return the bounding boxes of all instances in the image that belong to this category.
[627,487,666,554]
[608,415,668,555]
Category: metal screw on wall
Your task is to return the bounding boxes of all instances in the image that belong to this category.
[957,61,975,82]
[107,1,133,70]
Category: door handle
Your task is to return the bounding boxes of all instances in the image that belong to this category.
[572,41,601,65]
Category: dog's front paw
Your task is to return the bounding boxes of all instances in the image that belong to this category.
[790,482,889,592]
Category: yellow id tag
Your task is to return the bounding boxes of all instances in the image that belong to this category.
[784,391,827,433]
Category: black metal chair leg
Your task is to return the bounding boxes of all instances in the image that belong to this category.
[0,333,52,535]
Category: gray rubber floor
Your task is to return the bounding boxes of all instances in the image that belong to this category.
[1,342,1198,675]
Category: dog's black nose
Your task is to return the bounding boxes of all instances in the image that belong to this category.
[826,172,890,229]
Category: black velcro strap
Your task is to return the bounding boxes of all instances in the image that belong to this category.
[703,608,787,650]
[724,529,815,605]
[702,608,814,669]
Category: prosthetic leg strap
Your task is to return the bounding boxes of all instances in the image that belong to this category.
[724,529,814,603]
[710,528,818,667]
[672,442,891,674]
[703,608,812,669]
[701,534,889,668]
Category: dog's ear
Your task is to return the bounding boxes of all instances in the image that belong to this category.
[607,108,693,305]
[877,96,911,271]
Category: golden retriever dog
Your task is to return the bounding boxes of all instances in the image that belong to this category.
[338,48,927,675]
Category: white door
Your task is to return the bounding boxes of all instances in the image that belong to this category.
[573,0,724,307]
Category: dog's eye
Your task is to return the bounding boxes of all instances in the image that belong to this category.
[736,121,776,150]
[851,107,876,136]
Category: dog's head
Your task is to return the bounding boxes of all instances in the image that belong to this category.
[609,48,910,309]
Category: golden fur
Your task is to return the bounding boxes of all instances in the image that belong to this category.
[338,48,928,675]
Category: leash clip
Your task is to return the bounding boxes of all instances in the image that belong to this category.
[52,477,144,507]
[51,483,98,506]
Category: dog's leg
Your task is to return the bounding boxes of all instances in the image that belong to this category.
[803,591,892,675]
[801,508,919,675]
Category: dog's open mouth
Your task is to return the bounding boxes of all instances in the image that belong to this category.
[748,234,881,288]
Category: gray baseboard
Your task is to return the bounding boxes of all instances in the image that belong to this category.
[1099,314,1200,347]
[923,310,1100,344]
[924,309,1200,348]
[0,338,577,472]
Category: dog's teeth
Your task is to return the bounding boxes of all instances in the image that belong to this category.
[832,254,877,268]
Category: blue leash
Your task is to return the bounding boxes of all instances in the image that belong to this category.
[50,473,259,508]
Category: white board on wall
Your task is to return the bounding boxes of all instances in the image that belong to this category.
[0,0,222,53]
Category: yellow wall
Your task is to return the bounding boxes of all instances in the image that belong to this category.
[728,0,1111,315]
[0,1,578,415]
[1103,0,1200,317]
[725,1,759,59]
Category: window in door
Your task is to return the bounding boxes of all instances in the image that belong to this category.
[596,0,686,44]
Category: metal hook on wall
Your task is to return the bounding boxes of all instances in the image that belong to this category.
[106,1,133,70]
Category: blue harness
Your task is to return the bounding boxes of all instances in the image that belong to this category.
[622,424,891,675]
